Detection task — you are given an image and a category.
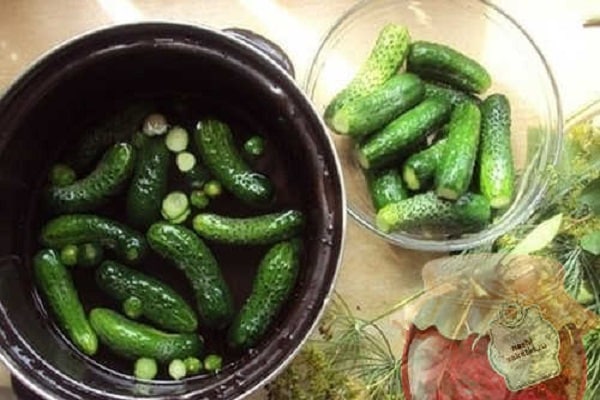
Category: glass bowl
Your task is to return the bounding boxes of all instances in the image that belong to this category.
[304,0,562,251]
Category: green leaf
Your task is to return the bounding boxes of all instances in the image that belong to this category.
[511,213,562,255]
[579,178,600,215]
[581,231,600,256]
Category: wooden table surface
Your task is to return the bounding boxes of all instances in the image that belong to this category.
[0,1,599,399]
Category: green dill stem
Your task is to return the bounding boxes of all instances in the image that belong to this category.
[364,290,425,325]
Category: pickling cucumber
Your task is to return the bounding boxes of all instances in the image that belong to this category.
[478,94,515,209]
[423,81,480,108]
[407,41,492,93]
[33,249,98,356]
[192,210,304,245]
[126,137,170,229]
[41,214,147,263]
[367,168,408,211]
[47,143,136,214]
[376,191,491,234]
[96,261,198,333]
[402,138,447,191]
[228,239,300,350]
[194,119,273,206]
[69,103,150,172]
[331,73,425,137]
[146,222,234,329]
[435,102,481,200]
[89,308,202,363]
[357,98,451,169]
[324,24,411,124]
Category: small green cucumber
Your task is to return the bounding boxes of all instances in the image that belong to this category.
[331,73,425,137]
[47,143,136,214]
[228,239,300,350]
[69,102,150,172]
[89,308,202,363]
[407,41,492,93]
[357,98,451,170]
[435,102,481,200]
[194,119,273,206]
[324,24,411,123]
[243,136,266,159]
[146,222,234,329]
[192,210,304,245]
[367,168,408,211]
[126,137,170,229]
[423,81,480,108]
[402,138,447,191]
[96,261,198,333]
[33,249,98,356]
[41,214,147,263]
[478,94,515,209]
[376,191,491,234]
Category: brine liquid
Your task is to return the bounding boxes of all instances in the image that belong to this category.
[28,94,307,379]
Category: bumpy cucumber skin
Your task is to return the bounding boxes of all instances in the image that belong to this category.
[192,210,304,245]
[194,119,273,206]
[402,138,447,191]
[408,41,492,93]
[358,98,451,170]
[33,249,98,356]
[41,214,147,263]
[96,261,198,333]
[228,239,300,350]
[376,191,490,234]
[146,222,234,329]
[69,103,150,172]
[324,24,411,123]
[435,102,481,200]
[89,308,201,363]
[423,81,480,108]
[331,73,425,137]
[47,143,136,214]
[479,94,515,209]
[126,137,170,229]
[367,169,408,211]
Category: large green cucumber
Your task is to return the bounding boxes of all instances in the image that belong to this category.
[478,93,515,209]
[330,73,424,137]
[192,210,304,245]
[146,222,234,329]
[228,239,300,350]
[435,102,481,200]
[40,214,147,263]
[96,261,198,333]
[33,249,98,356]
[47,143,136,214]
[324,24,411,124]
[376,191,491,234]
[89,308,202,363]
[126,137,170,229]
[357,98,451,170]
[407,41,491,93]
[194,119,273,206]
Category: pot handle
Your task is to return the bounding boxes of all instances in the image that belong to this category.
[223,28,295,78]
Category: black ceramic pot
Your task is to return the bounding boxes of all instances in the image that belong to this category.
[0,22,345,400]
